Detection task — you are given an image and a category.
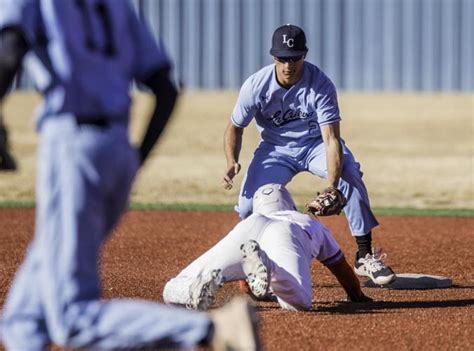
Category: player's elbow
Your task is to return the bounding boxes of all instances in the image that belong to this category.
[0,28,28,70]
[0,51,18,71]
[153,84,178,113]
[232,124,244,136]
[225,122,244,140]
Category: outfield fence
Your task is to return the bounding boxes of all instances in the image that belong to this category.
[13,0,474,91]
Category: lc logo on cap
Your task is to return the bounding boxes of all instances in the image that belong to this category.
[270,24,308,57]
[282,35,294,48]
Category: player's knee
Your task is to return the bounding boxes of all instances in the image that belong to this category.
[291,293,312,311]
[236,203,252,219]
[277,290,312,311]
[279,298,312,311]
[297,298,313,311]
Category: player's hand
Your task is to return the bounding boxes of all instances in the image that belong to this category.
[345,292,373,303]
[222,162,241,190]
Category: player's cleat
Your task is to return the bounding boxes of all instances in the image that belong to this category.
[209,296,261,351]
[187,269,223,311]
[354,249,396,285]
[241,240,272,299]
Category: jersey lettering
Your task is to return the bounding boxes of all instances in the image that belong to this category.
[267,109,315,127]
[308,121,319,133]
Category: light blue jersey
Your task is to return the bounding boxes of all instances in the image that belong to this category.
[0,0,170,128]
[232,61,378,235]
[231,61,341,150]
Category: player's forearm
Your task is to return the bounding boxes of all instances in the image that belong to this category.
[327,258,366,301]
[138,68,178,164]
[223,122,243,165]
[0,28,29,100]
[325,136,343,187]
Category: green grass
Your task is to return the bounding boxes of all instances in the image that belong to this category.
[371,207,474,217]
[0,200,473,217]
[0,200,35,208]
[130,202,235,212]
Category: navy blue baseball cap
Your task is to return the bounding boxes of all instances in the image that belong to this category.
[270,24,308,57]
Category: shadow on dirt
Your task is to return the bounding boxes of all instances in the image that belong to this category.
[256,297,474,314]
[313,298,474,314]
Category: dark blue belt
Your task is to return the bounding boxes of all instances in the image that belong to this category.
[75,115,110,128]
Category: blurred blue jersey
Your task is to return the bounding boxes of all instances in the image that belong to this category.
[0,0,170,128]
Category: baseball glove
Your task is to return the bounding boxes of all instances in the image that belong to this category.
[305,186,347,217]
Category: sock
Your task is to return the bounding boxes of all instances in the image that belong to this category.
[355,232,372,258]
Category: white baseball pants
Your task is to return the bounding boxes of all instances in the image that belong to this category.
[164,214,318,311]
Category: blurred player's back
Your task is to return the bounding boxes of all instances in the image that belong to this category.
[10,0,168,123]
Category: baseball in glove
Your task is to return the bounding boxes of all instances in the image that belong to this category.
[305,186,347,217]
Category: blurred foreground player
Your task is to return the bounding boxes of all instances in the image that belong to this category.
[0,0,260,349]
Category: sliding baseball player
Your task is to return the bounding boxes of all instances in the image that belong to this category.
[164,184,371,311]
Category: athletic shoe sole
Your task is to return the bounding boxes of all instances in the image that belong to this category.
[241,240,271,299]
[188,269,223,310]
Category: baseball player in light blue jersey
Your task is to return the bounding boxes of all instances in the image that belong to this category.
[0,0,260,350]
[222,24,395,286]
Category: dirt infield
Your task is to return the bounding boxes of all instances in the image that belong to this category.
[0,208,473,350]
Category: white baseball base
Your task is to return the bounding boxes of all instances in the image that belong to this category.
[364,273,452,289]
